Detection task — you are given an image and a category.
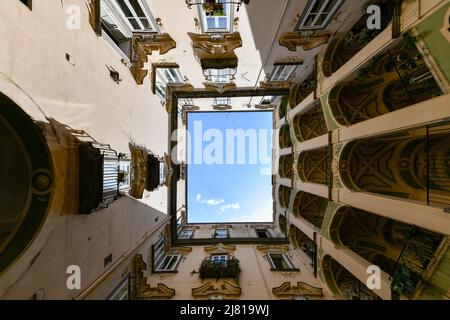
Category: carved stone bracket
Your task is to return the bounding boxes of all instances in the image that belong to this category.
[132,254,176,299]
[204,243,236,254]
[279,31,330,51]
[188,32,243,55]
[203,82,236,94]
[192,281,241,298]
[213,104,232,111]
[259,80,292,90]
[272,282,323,298]
[130,33,176,85]
[256,245,290,254]
[166,83,195,114]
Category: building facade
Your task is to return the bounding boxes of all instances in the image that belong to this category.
[0,0,449,300]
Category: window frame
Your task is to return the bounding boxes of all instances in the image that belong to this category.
[155,254,182,272]
[296,0,344,31]
[210,254,229,266]
[154,67,184,100]
[198,0,234,33]
[205,68,232,84]
[110,0,158,34]
[153,235,182,273]
[214,229,229,239]
[179,230,194,240]
[267,253,298,271]
[255,229,272,238]
[269,65,298,82]
[107,275,130,300]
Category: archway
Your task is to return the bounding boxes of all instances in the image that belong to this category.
[289,224,314,264]
[297,147,330,185]
[279,124,292,149]
[279,154,293,179]
[321,255,380,300]
[278,185,291,209]
[0,93,53,274]
[292,191,328,229]
[293,102,327,143]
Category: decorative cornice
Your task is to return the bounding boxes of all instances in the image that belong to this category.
[259,80,292,90]
[272,282,323,298]
[213,104,232,111]
[211,225,233,230]
[130,33,176,85]
[279,31,330,51]
[203,82,236,94]
[182,105,200,126]
[188,32,243,55]
[204,243,236,253]
[256,245,290,254]
[192,281,241,298]
[254,104,275,110]
[168,246,193,254]
[132,255,175,299]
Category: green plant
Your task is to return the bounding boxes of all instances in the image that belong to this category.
[118,170,128,183]
[198,257,241,282]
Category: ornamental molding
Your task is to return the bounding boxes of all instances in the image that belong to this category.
[279,31,330,51]
[188,32,243,55]
[132,254,175,299]
[272,282,323,298]
[130,33,176,85]
[203,82,236,93]
[204,243,236,254]
[256,245,290,254]
[192,281,241,298]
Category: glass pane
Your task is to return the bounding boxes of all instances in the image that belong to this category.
[207,18,217,29]
[218,17,227,29]
[115,0,133,17]
[128,18,140,29]
[140,18,150,29]
[129,0,146,17]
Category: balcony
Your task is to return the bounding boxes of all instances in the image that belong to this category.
[198,257,241,280]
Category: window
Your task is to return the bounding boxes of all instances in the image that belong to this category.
[260,96,274,105]
[113,0,156,32]
[211,254,228,266]
[108,276,130,300]
[100,0,157,59]
[200,0,233,33]
[205,68,232,83]
[155,68,184,100]
[214,229,229,239]
[267,253,296,271]
[179,230,194,239]
[156,254,182,272]
[296,0,343,30]
[153,235,182,272]
[214,97,231,106]
[256,229,271,238]
[269,65,297,82]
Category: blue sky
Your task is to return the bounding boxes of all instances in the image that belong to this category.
[187,111,273,223]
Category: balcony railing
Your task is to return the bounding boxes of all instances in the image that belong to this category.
[198,257,241,280]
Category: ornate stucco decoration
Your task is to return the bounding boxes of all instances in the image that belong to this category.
[279,31,330,51]
[188,32,242,55]
[133,255,176,299]
[259,80,292,90]
[213,104,232,111]
[203,82,237,94]
[332,143,344,189]
[256,245,290,254]
[192,281,241,298]
[165,83,195,114]
[204,243,236,254]
[130,33,176,85]
[86,0,101,36]
[272,282,323,298]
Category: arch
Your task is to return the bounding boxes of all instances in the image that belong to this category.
[279,154,293,179]
[0,92,53,274]
[329,206,443,287]
[278,185,292,209]
[321,255,380,300]
[278,96,288,119]
[289,224,314,264]
[292,102,327,143]
[279,124,292,149]
[339,123,450,208]
[288,76,315,109]
[328,35,441,126]
[292,191,328,229]
[297,147,330,185]
[322,0,397,77]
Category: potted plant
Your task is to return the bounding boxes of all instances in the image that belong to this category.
[202,0,224,16]
[118,170,128,184]
[198,257,241,280]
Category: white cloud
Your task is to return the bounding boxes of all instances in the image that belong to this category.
[206,199,224,206]
[196,194,224,206]
[220,202,240,212]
